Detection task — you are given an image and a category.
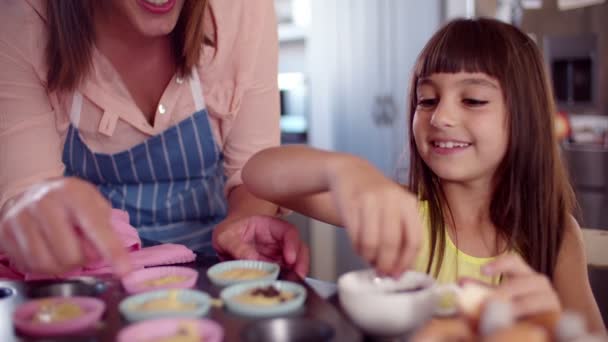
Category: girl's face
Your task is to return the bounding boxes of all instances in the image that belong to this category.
[412,72,509,185]
[107,0,186,37]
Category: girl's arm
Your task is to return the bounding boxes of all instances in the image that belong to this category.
[553,217,605,333]
[243,145,423,275]
[243,145,351,226]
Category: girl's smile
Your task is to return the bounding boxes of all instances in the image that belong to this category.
[429,138,473,155]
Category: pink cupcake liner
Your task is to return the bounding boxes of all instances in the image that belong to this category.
[117,318,223,342]
[128,244,197,269]
[122,266,199,294]
[13,296,105,337]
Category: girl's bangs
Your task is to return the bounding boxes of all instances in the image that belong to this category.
[415,19,511,80]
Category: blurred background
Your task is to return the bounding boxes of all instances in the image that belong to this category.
[273,0,607,321]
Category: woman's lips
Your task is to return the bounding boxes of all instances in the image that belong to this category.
[137,0,177,14]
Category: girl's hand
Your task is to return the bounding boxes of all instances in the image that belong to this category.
[328,157,422,276]
[483,254,561,319]
[0,178,130,275]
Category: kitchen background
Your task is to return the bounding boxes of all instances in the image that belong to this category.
[274,0,608,322]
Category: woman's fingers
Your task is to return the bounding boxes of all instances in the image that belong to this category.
[0,229,27,272]
[0,178,129,276]
[10,215,61,274]
[294,243,310,278]
[30,199,83,272]
[67,183,131,275]
[268,218,300,266]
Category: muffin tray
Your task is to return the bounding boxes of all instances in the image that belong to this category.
[0,256,363,342]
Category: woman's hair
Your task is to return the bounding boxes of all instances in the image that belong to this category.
[46,0,209,92]
[407,18,575,279]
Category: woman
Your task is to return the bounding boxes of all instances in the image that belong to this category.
[0,0,309,277]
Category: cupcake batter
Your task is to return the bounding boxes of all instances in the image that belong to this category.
[233,286,296,306]
[32,300,84,324]
[135,291,198,312]
[216,268,269,281]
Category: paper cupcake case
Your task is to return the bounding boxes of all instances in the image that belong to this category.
[13,297,105,337]
[119,288,211,322]
[121,266,199,294]
[220,280,307,317]
[206,260,280,287]
[117,318,223,342]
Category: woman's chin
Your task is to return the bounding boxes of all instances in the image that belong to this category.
[131,14,181,36]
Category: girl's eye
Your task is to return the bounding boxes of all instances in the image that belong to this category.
[417,98,438,108]
[462,98,489,106]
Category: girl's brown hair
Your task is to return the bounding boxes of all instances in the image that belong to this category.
[46,0,208,92]
[408,18,575,279]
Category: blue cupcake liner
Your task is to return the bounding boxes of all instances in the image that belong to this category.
[119,289,211,322]
[206,260,280,287]
[220,280,307,317]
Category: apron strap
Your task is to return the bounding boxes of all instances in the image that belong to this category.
[69,91,84,128]
[189,69,206,112]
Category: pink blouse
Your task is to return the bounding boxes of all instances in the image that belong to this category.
[0,0,280,208]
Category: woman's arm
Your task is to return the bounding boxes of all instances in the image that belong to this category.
[553,217,605,333]
[0,3,129,275]
[211,184,310,277]
[0,8,64,208]
[209,0,310,276]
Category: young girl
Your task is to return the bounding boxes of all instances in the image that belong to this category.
[243,18,605,332]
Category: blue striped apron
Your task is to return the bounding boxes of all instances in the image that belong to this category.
[62,71,228,254]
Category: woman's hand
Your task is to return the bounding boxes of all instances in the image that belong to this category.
[483,254,561,319]
[0,178,130,275]
[212,215,310,278]
[328,156,422,276]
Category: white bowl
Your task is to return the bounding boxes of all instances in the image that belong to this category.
[337,269,435,337]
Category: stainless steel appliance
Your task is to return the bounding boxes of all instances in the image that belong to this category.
[562,143,608,230]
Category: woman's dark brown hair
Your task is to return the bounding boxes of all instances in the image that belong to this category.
[46,0,208,92]
[408,18,576,279]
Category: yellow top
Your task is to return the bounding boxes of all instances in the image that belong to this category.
[412,202,505,285]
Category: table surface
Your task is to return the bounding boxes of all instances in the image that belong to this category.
[0,256,364,342]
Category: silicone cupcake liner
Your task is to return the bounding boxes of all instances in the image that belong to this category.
[13,297,105,336]
[220,280,307,317]
[117,318,223,342]
[206,260,280,287]
[121,266,199,294]
[119,288,211,322]
[127,244,197,269]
